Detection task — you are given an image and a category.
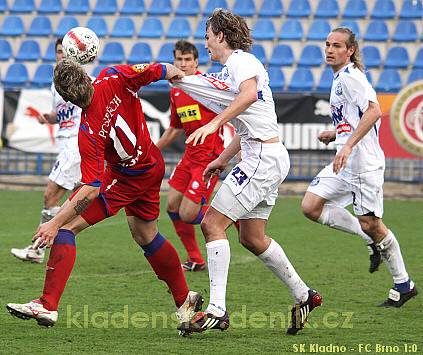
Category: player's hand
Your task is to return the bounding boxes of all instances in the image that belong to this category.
[333,145,352,174]
[203,158,227,183]
[37,113,49,124]
[318,130,336,145]
[165,64,185,82]
[186,121,220,146]
[32,220,60,249]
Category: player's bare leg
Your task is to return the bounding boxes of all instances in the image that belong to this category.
[11,180,68,263]
[302,191,382,273]
[358,216,418,307]
[239,218,322,335]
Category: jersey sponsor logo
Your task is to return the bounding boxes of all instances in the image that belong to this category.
[177,104,202,123]
[57,104,77,122]
[201,75,230,91]
[331,103,345,126]
[390,80,423,157]
[132,64,149,73]
[336,122,352,135]
[191,181,200,189]
[99,94,122,139]
[59,119,75,129]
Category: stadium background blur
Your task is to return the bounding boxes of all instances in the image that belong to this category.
[0,0,422,184]
[0,2,422,353]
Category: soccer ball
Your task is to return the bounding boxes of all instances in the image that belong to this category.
[62,27,99,65]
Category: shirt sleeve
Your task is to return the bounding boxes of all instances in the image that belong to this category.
[169,89,182,129]
[78,120,105,187]
[104,63,166,92]
[227,52,261,90]
[341,72,378,113]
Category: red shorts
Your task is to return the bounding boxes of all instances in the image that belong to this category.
[79,147,165,225]
[168,156,218,205]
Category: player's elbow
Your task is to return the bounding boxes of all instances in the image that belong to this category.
[368,102,382,119]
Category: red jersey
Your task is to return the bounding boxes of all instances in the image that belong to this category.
[78,63,165,186]
[170,75,224,161]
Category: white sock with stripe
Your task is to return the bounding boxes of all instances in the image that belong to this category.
[258,239,309,303]
[318,204,373,244]
[205,239,230,317]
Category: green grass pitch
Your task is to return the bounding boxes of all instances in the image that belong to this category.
[0,190,421,354]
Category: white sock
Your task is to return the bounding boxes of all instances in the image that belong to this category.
[376,230,409,284]
[318,204,373,245]
[258,239,309,303]
[41,206,61,223]
[205,239,230,317]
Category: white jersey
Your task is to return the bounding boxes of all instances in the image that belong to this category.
[52,83,81,139]
[174,50,279,142]
[330,63,385,173]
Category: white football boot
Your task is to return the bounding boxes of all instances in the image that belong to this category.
[175,291,204,324]
[11,245,45,263]
[6,299,58,327]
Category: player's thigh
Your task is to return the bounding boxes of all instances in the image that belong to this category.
[167,186,184,212]
[126,215,158,246]
[210,183,250,223]
[168,160,191,198]
[179,196,202,221]
[48,145,81,191]
[44,179,68,205]
[351,169,384,218]
[181,165,214,205]
[306,164,352,207]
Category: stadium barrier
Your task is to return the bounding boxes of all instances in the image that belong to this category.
[1,88,422,182]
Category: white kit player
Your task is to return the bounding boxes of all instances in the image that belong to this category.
[301,27,417,307]
[176,9,322,336]
[11,38,82,264]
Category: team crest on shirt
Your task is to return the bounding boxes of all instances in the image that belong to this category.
[132,64,149,73]
[310,177,320,186]
[335,82,342,95]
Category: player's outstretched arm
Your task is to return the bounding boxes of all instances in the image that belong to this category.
[186,78,258,146]
[333,101,382,174]
[156,127,183,150]
[164,63,185,81]
[32,184,100,248]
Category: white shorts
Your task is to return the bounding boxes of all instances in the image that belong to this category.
[211,140,290,221]
[48,136,81,190]
[306,163,384,218]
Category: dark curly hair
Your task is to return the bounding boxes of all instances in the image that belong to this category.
[206,8,252,52]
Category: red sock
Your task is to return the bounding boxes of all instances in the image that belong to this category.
[171,220,204,264]
[143,234,189,308]
[40,229,76,311]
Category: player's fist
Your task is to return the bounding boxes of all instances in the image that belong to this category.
[318,130,336,145]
